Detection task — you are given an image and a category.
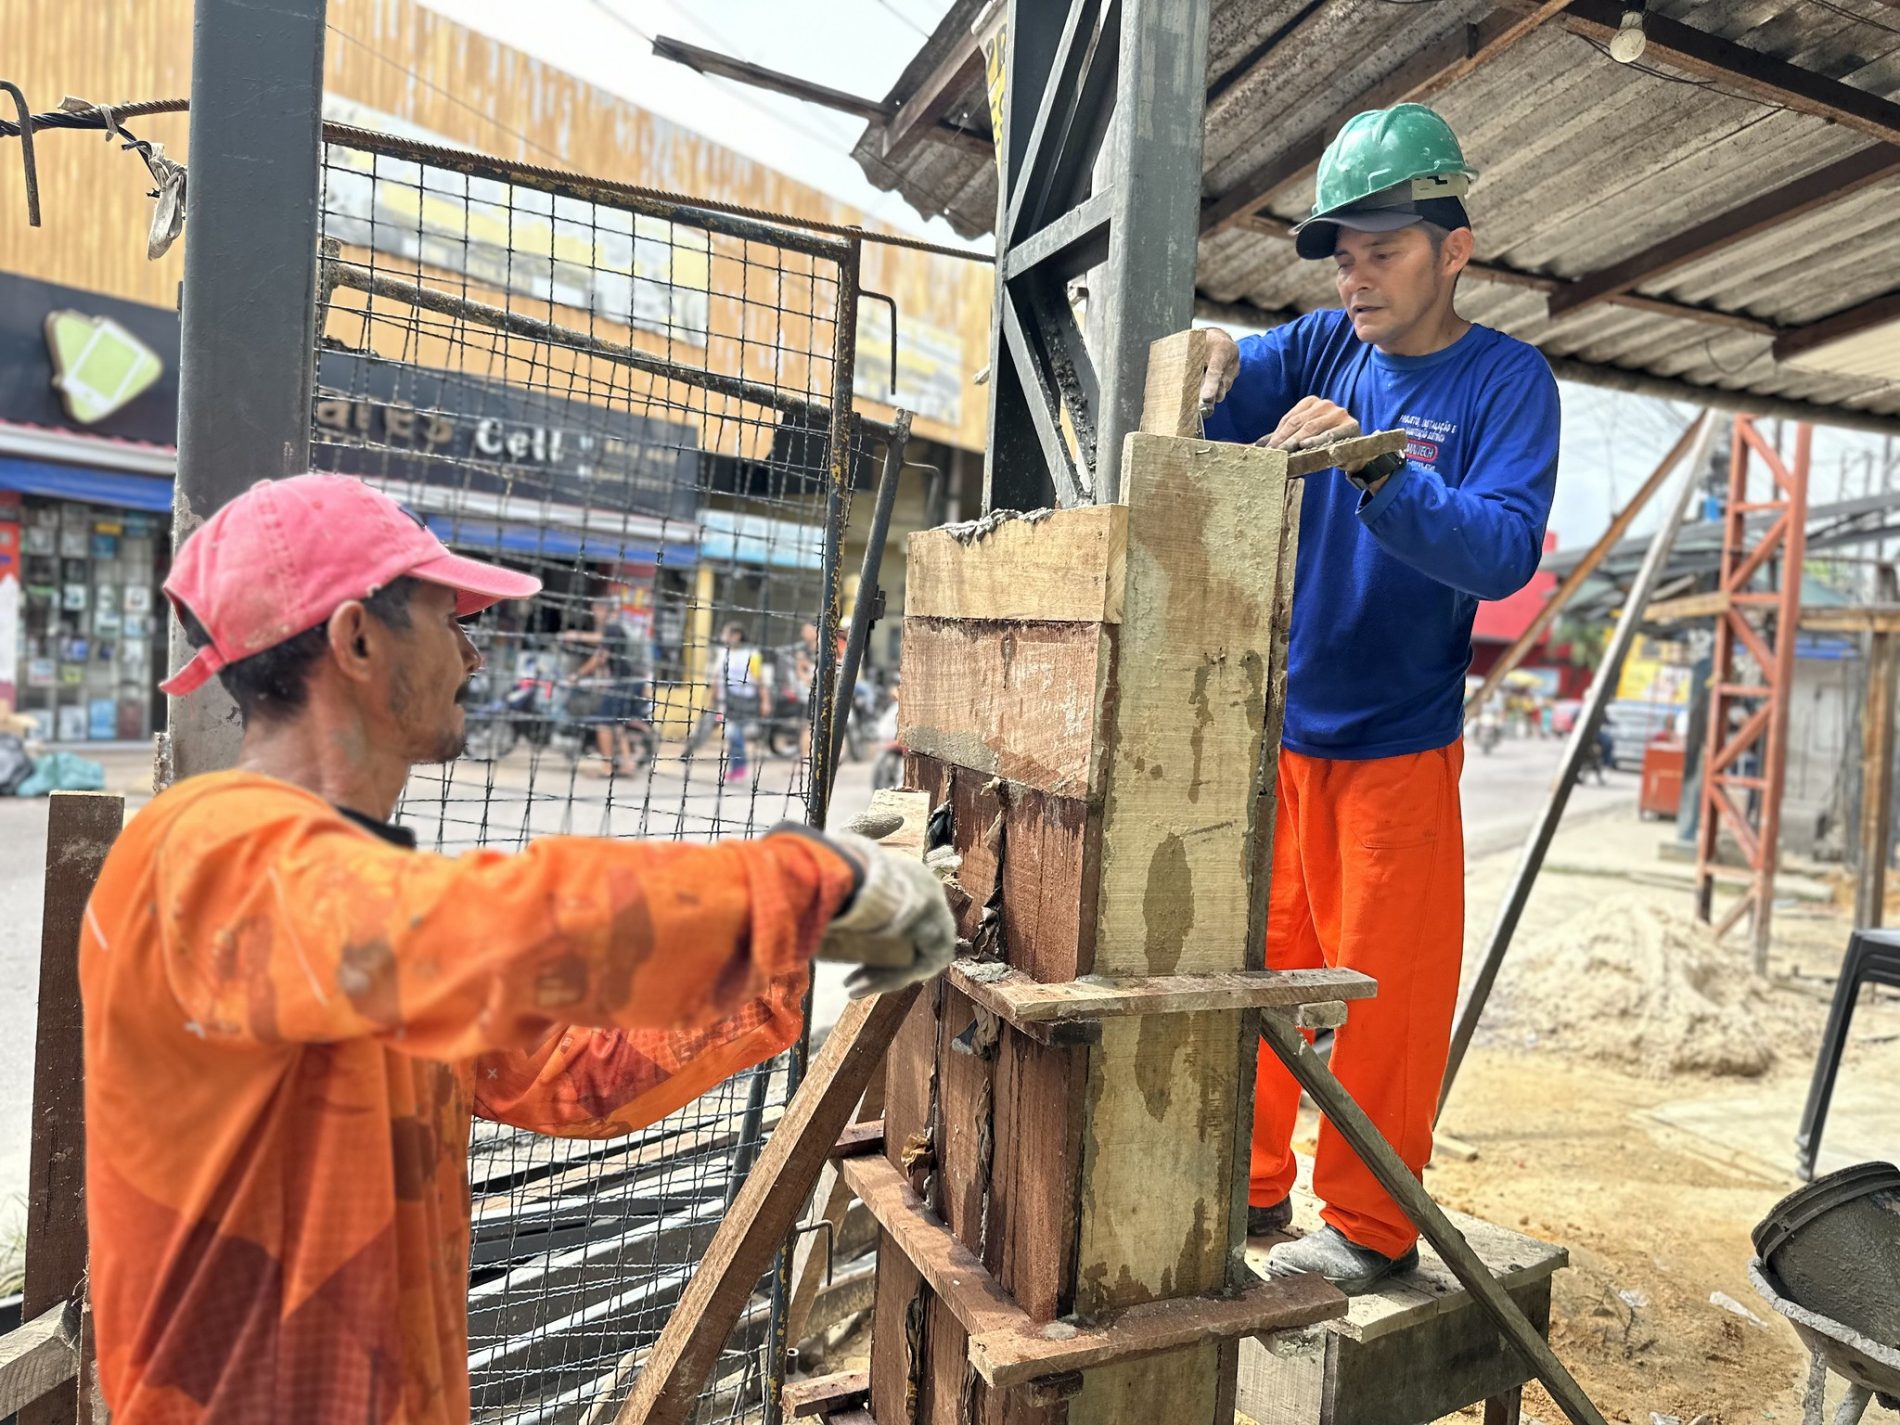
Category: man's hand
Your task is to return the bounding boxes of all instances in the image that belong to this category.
[1257,397,1365,463]
[821,833,958,999]
[1197,327,1241,412]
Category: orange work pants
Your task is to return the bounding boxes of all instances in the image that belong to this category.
[1250,741,1465,1259]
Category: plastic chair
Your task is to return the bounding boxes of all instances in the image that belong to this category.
[1794,928,1900,1181]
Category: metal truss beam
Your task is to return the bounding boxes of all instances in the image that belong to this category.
[983,0,1210,511]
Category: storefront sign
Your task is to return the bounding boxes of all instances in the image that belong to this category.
[0,275,180,447]
[44,310,165,424]
[314,351,702,527]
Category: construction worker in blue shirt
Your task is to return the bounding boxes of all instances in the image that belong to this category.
[1198,103,1561,1294]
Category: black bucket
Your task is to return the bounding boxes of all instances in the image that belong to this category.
[1753,1161,1900,1350]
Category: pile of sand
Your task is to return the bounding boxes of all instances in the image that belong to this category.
[1493,896,1776,1078]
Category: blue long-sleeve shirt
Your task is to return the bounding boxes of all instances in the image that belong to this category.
[1205,309,1560,760]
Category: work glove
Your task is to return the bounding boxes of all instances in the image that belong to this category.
[820,831,959,999]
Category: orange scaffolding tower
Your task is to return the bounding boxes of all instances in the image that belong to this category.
[1694,415,1811,971]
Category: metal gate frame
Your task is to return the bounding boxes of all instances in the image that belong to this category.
[177,42,865,1410]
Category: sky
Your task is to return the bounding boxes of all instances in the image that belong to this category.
[427,0,1895,553]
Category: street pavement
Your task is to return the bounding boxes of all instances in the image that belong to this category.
[0,730,1628,1255]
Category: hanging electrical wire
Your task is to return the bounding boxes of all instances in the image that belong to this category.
[0,88,993,263]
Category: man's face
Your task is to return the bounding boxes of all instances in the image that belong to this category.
[381,582,483,764]
[1332,226,1451,348]
[801,622,818,647]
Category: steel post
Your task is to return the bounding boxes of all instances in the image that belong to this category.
[166,0,328,781]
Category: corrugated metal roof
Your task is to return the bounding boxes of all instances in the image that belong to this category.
[849,0,1900,432]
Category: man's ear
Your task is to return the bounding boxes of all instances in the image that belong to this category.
[326,601,379,685]
[1442,226,1474,280]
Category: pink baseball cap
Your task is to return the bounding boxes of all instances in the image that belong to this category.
[160,474,543,696]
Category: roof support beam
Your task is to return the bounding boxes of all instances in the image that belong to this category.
[1546,146,1900,319]
[651,35,990,154]
[1560,0,1900,149]
[1201,1,1573,237]
[883,32,985,159]
[1773,289,1900,363]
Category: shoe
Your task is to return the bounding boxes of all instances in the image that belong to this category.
[1246,1197,1293,1238]
[725,767,749,784]
[1264,1224,1420,1297]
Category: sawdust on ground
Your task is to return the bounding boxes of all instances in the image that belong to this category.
[1490,896,1779,1079]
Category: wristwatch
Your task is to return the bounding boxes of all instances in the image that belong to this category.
[1346,449,1406,492]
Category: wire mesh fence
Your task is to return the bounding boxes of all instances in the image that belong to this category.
[309,126,863,1425]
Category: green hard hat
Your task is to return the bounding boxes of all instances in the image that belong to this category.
[1292,103,1477,259]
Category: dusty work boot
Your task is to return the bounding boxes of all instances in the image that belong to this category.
[1246,1197,1293,1238]
[1264,1225,1419,1296]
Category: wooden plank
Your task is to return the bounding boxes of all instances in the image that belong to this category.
[1322,1280,1551,1425]
[0,1307,79,1420]
[781,1369,869,1418]
[905,506,1128,625]
[25,791,121,1425]
[1091,432,1288,976]
[1069,430,1295,1425]
[968,1276,1341,1392]
[613,983,925,1425]
[1140,329,1211,438]
[829,1120,885,1160]
[844,1154,1341,1392]
[1281,430,1407,480]
[899,619,1112,799]
[868,1227,927,1425]
[935,984,995,1248]
[949,964,1376,1033]
[843,1154,1029,1341]
[985,1025,1087,1322]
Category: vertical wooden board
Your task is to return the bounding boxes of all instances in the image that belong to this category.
[1235,1333,1326,1425]
[882,984,939,1172]
[997,787,1099,983]
[898,619,1113,799]
[27,791,121,1425]
[935,984,995,1249]
[985,1027,1086,1323]
[1073,1013,1239,1317]
[1069,1340,1222,1425]
[922,1294,970,1425]
[1139,329,1213,439]
[869,1230,925,1425]
[907,749,1097,983]
[1093,433,1289,976]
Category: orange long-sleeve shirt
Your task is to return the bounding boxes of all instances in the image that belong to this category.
[80,770,855,1424]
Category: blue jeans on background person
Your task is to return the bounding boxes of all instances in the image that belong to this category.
[724,701,750,781]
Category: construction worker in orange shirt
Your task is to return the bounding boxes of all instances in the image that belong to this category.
[80,473,955,1424]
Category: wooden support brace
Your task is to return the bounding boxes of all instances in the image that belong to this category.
[613,987,922,1424]
[0,1306,80,1421]
[946,962,1374,1044]
[841,1155,1343,1391]
[781,1369,870,1418]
